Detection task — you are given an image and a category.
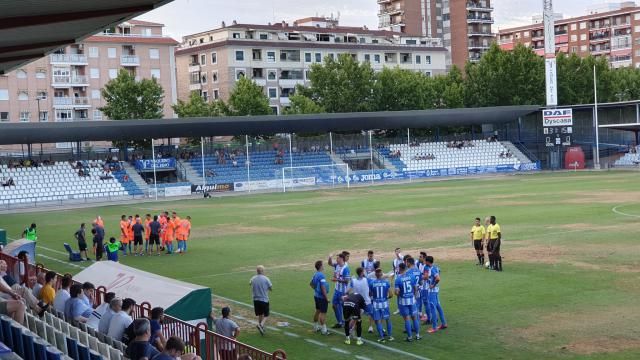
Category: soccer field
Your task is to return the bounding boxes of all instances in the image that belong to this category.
[2,171,640,360]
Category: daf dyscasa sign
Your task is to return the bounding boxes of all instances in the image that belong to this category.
[543,108,573,127]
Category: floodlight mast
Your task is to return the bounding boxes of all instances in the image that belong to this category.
[543,0,558,107]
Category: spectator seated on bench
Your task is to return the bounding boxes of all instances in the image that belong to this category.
[63,243,82,262]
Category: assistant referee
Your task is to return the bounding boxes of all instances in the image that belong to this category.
[470,218,486,266]
[487,216,502,271]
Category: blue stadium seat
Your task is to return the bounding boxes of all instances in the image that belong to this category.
[46,346,63,360]
[33,338,49,360]
[9,324,23,358]
[0,316,13,348]
[66,337,79,360]
[77,343,90,360]
[21,330,36,360]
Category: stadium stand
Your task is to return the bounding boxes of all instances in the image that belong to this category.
[381,140,523,171]
[614,146,640,166]
[0,161,142,205]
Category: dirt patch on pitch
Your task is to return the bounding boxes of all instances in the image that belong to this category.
[562,338,640,355]
[192,224,299,237]
[567,191,640,204]
[381,209,436,217]
[341,222,416,232]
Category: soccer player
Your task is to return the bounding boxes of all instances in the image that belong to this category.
[149,215,161,256]
[405,257,422,336]
[144,214,152,254]
[158,212,168,251]
[418,252,431,323]
[310,260,329,335]
[394,263,421,342]
[119,215,129,256]
[126,216,134,255]
[488,216,502,271]
[391,248,403,315]
[471,217,486,266]
[485,216,493,269]
[177,216,191,253]
[132,216,144,256]
[327,253,350,328]
[361,251,376,276]
[369,268,393,343]
[74,223,89,261]
[425,256,447,333]
[348,267,374,334]
[341,292,365,346]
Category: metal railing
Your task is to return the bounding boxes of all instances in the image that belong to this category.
[121,55,140,65]
[49,54,88,63]
[0,191,140,211]
[52,76,88,85]
[52,97,90,106]
[0,252,286,360]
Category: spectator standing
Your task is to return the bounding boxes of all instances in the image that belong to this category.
[39,271,56,305]
[75,223,89,261]
[22,223,37,241]
[99,297,121,334]
[107,298,136,341]
[87,292,115,330]
[53,275,72,314]
[249,265,272,336]
[126,318,160,360]
[150,307,167,351]
[213,307,239,359]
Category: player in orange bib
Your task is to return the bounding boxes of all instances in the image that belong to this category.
[144,214,152,255]
[166,212,180,254]
[158,212,168,251]
[176,216,191,254]
[119,215,129,255]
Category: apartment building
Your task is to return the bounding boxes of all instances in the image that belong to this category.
[0,20,178,148]
[175,17,447,115]
[377,0,494,69]
[498,3,640,69]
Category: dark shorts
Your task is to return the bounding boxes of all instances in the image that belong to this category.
[343,306,362,322]
[78,241,87,251]
[492,239,501,253]
[95,242,104,260]
[488,239,500,253]
[314,297,328,313]
[149,234,160,245]
[134,235,143,245]
[473,240,483,251]
[254,300,270,317]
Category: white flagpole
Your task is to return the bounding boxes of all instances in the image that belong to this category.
[245,135,251,193]
[200,137,205,189]
[151,138,157,200]
[593,65,601,169]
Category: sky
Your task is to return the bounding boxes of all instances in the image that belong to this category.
[138,0,629,40]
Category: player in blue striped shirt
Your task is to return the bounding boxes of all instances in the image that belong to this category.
[405,257,423,335]
[310,260,330,335]
[361,250,377,276]
[418,252,431,324]
[425,255,447,333]
[328,253,350,328]
[369,268,393,343]
[394,263,421,342]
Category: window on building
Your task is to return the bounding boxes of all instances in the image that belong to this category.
[304,70,310,80]
[16,69,26,79]
[328,53,335,60]
[364,54,371,62]
[202,91,208,101]
[236,69,246,80]
[233,32,241,39]
[280,50,301,62]
[91,90,100,99]
[580,45,587,52]
[259,33,269,40]
[93,110,103,121]
[200,54,206,65]
[571,46,578,53]
[108,47,117,58]
[580,34,586,41]
[0,112,8,122]
[425,55,431,64]
[305,52,312,62]
[213,89,220,99]
[201,72,207,84]
[579,22,586,29]
[270,106,278,115]
[267,51,276,62]
[90,68,100,79]
[55,110,72,120]
[252,49,262,61]
[236,50,245,61]
[416,55,421,64]
[524,31,530,38]
[374,54,381,64]
[150,69,161,79]
[143,28,152,37]
[570,23,577,31]
[36,91,47,100]
[39,111,48,122]
[35,69,46,79]
[19,111,30,122]
[0,89,8,101]
[89,47,99,58]
[405,39,417,45]
[212,70,218,83]
[109,69,118,79]
[425,71,432,77]
[18,91,28,101]
[211,52,217,64]
[315,53,322,62]
[570,34,577,42]
[149,48,159,59]
[267,70,277,81]
[268,87,278,99]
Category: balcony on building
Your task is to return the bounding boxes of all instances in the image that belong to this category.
[51,75,89,88]
[466,1,493,11]
[531,30,544,41]
[53,96,90,108]
[468,41,490,50]
[467,14,494,24]
[468,24,493,37]
[377,0,392,3]
[49,53,88,65]
[279,70,304,87]
[469,53,482,62]
[379,3,404,16]
[610,54,632,68]
[590,46,611,55]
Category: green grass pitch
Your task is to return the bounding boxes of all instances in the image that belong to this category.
[2,171,640,360]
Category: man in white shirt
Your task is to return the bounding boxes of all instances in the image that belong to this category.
[52,276,72,314]
[348,267,375,334]
[87,292,115,330]
[99,298,121,334]
[32,273,45,299]
[107,298,135,341]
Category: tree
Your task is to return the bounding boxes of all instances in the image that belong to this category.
[433,66,465,109]
[373,68,436,111]
[306,54,376,113]
[173,91,228,118]
[284,93,325,114]
[100,70,164,148]
[556,53,614,105]
[227,77,271,116]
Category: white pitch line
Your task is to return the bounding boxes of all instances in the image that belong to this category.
[265,326,281,332]
[356,356,374,360]
[37,254,86,269]
[304,339,328,347]
[283,331,300,338]
[213,294,430,360]
[37,245,70,256]
[612,204,640,218]
[330,347,351,355]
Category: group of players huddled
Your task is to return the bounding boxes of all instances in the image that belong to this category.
[113,212,192,258]
[310,249,447,345]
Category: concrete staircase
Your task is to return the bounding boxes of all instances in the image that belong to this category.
[328,152,352,172]
[501,141,532,163]
[121,162,150,194]
[178,159,205,185]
